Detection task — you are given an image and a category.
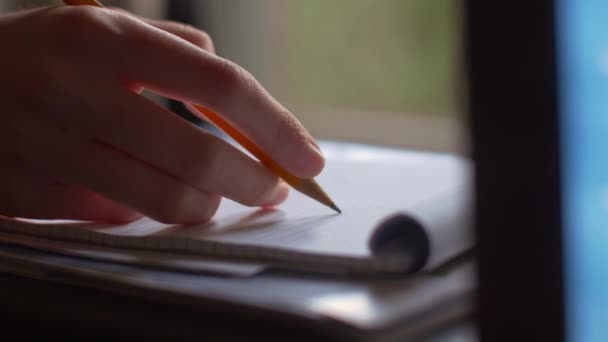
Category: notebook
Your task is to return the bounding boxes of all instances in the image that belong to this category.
[0,242,475,341]
[0,142,473,276]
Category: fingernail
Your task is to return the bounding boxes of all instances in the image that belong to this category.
[298,142,325,177]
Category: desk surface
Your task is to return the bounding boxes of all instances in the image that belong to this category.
[0,271,476,341]
[0,240,474,341]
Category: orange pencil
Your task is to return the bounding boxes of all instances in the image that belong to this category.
[62,0,341,213]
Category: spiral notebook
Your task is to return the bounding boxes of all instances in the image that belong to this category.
[0,143,473,276]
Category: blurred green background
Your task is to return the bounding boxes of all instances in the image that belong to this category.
[284,0,460,115]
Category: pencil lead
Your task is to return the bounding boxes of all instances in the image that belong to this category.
[329,203,342,214]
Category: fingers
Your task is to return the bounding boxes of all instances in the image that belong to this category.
[110,8,216,53]
[142,19,215,53]
[97,86,291,207]
[68,6,325,178]
[0,157,140,223]
[5,114,221,224]
[42,72,289,208]
[104,6,215,53]
[0,6,306,224]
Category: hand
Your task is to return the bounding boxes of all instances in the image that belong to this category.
[0,6,325,224]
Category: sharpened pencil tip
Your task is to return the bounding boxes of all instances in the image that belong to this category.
[329,203,342,214]
[292,179,341,214]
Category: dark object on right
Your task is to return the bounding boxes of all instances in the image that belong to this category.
[466,1,565,341]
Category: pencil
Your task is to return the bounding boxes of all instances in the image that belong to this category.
[62,0,341,213]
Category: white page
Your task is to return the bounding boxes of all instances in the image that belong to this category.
[97,142,472,261]
[0,142,472,272]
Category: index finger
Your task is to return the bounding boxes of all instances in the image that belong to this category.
[86,7,325,179]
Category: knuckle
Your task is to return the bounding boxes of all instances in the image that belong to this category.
[54,7,107,38]
[57,6,99,26]
[212,58,252,95]
[191,30,214,50]
[176,23,213,50]
[52,7,124,53]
